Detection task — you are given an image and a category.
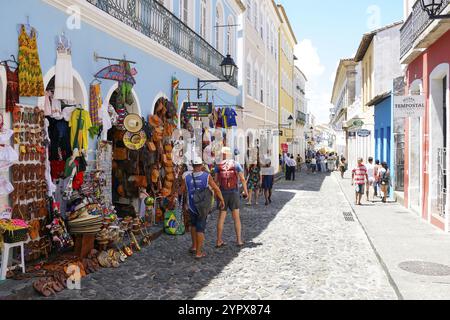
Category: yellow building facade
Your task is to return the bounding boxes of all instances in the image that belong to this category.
[277,5,297,154]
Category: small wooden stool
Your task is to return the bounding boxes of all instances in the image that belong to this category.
[74,234,95,259]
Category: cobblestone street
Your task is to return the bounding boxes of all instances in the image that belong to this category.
[4,172,397,300]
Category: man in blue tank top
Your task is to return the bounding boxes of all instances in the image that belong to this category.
[180,157,224,260]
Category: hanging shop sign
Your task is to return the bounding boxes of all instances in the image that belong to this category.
[182,102,213,118]
[281,143,289,153]
[352,119,364,128]
[348,131,357,138]
[357,129,371,137]
[394,95,425,119]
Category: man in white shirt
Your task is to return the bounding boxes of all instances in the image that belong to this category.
[365,157,376,202]
[287,155,297,181]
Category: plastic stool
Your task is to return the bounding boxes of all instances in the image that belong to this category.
[1,242,25,280]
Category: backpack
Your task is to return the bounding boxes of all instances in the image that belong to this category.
[218,160,238,191]
[191,173,214,219]
[381,170,390,185]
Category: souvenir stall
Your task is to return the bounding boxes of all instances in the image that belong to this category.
[0,21,179,296]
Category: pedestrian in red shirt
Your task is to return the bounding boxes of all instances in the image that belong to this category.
[352,158,368,206]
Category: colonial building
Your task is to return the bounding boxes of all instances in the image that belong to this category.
[293,66,308,158]
[401,0,450,231]
[330,58,358,159]
[277,4,297,155]
[346,22,403,172]
[0,0,244,206]
[239,0,281,168]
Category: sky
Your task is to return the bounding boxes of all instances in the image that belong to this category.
[279,0,404,124]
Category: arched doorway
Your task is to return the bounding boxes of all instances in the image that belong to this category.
[42,67,88,199]
[429,64,449,221]
[107,83,142,216]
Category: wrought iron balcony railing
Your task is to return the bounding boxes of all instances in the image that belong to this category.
[400,0,449,59]
[86,0,237,87]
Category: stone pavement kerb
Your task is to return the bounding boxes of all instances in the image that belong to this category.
[335,171,450,300]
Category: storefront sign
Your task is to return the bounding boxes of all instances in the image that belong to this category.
[352,120,364,128]
[394,95,425,118]
[348,131,356,138]
[281,143,289,153]
[357,129,371,137]
[182,102,213,117]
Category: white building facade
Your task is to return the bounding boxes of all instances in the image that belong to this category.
[293,67,308,158]
[238,0,281,167]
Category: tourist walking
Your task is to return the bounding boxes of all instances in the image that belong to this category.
[261,158,275,206]
[339,156,347,179]
[180,157,225,260]
[305,157,312,174]
[374,160,381,198]
[296,154,303,172]
[246,161,261,206]
[327,153,336,172]
[379,162,391,203]
[352,157,368,206]
[288,155,297,181]
[215,147,249,248]
[365,157,376,202]
[320,154,327,173]
[311,156,317,174]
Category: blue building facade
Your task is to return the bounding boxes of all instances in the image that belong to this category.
[374,94,395,197]
[0,0,242,124]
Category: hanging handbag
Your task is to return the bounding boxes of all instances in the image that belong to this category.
[132,153,147,189]
[113,148,128,161]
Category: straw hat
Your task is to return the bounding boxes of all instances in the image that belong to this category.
[123,130,147,150]
[123,114,143,133]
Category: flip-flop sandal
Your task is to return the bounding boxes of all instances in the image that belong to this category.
[195,252,207,260]
[237,243,245,247]
[215,243,227,249]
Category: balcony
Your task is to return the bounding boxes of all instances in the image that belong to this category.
[86,0,237,87]
[400,0,450,62]
[296,111,307,125]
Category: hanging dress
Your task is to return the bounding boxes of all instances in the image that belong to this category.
[18,25,44,97]
[5,64,19,112]
[54,35,74,102]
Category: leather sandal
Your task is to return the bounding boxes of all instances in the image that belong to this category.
[33,278,55,297]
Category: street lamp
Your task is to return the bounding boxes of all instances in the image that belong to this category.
[420,0,450,19]
[197,54,238,98]
[280,115,294,128]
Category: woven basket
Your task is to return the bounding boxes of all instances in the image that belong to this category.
[3,228,29,243]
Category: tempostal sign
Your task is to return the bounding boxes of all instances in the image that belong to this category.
[394,95,425,118]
